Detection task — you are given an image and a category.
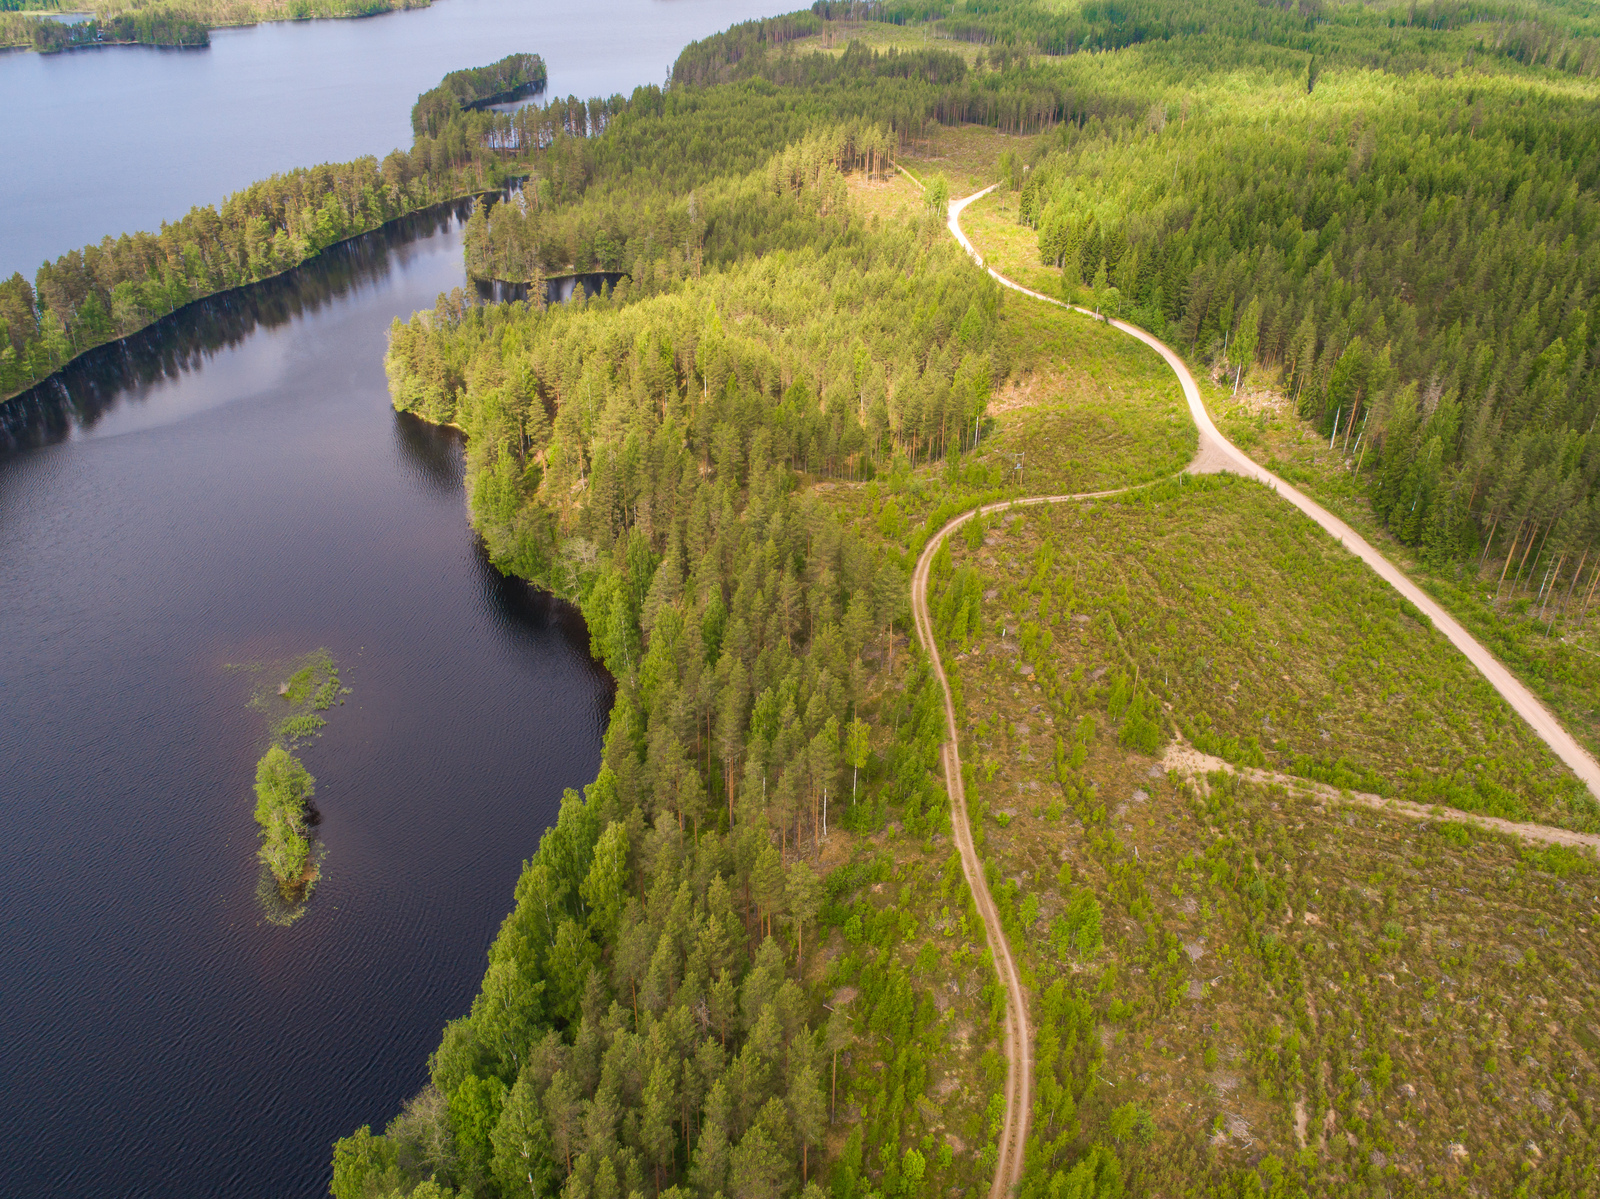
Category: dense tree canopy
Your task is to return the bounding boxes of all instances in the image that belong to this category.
[1012,18,1600,602]
[413,53,548,138]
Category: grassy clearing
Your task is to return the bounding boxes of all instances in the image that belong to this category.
[1213,376,1600,765]
[980,753,1600,1194]
[958,146,1600,773]
[787,19,985,64]
[959,186,1060,296]
[970,297,1195,496]
[902,124,1044,197]
[846,172,922,227]
[926,484,1600,1194]
[936,474,1597,832]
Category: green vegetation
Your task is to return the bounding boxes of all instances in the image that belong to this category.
[0,57,530,402]
[413,54,548,138]
[941,470,1600,1193]
[262,647,350,743]
[327,29,1117,1195]
[966,297,1195,495]
[967,752,1600,1195]
[940,476,1598,830]
[234,649,350,918]
[924,0,1600,757]
[1016,52,1600,599]
[254,744,316,893]
[0,0,431,51]
[4,9,209,48]
[322,4,1600,1195]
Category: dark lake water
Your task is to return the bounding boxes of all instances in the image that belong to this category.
[0,0,791,280]
[0,208,615,1197]
[2,6,798,1194]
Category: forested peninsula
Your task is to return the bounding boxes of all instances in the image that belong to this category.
[0,56,555,403]
[329,3,1600,1199]
[0,0,429,51]
[414,54,548,137]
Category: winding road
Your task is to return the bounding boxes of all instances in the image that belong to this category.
[913,183,1600,1199]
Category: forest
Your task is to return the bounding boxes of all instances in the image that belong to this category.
[14,8,209,49]
[4,0,1589,1192]
[0,59,544,402]
[0,0,430,50]
[351,170,1017,1199]
[343,3,1600,1196]
[972,0,1600,690]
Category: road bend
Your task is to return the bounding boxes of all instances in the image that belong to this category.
[912,184,1600,1199]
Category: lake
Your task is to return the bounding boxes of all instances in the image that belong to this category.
[0,1,792,1195]
[0,0,790,280]
[0,202,613,1199]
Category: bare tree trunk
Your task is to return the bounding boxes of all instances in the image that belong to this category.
[1583,558,1600,625]
[1496,521,1526,598]
[1561,549,1589,622]
[1540,555,1564,620]
[1478,516,1500,573]
[1524,521,1554,593]
[1513,520,1541,593]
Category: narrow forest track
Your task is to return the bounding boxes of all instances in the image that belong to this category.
[947,184,1600,803]
[912,183,1600,1199]
[914,484,1160,1199]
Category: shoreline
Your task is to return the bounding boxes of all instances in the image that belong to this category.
[1,185,505,412]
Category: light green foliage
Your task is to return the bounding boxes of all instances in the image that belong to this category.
[969,299,1195,496]
[331,1125,398,1199]
[330,5,1600,1197]
[253,745,313,889]
[341,37,1021,1195]
[963,476,1596,829]
[578,821,628,942]
[1046,1145,1124,1199]
[448,1074,508,1193]
[899,1146,926,1193]
[1051,888,1103,960]
[255,648,348,745]
[1106,1102,1152,1145]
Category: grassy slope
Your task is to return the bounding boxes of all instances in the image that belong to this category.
[1210,380,1600,765]
[971,296,1196,496]
[949,79,1600,773]
[854,22,1600,1195]
[932,480,1600,1193]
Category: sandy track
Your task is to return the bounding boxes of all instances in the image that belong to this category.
[912,503,1032,1199]
[1160,742,1600,853]
[948,185,1600,802]
[912,185,1600,1199]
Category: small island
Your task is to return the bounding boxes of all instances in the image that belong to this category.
[253,744,316,895]
[243,648,349,919]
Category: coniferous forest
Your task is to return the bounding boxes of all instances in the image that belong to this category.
[10,1,1600,1196]
[0,0,432,51]
[320,2,1600,1197]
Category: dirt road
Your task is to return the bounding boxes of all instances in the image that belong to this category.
[948,184,1600,802]
[911,503,1033,1199]
[913,185,1600,1199]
